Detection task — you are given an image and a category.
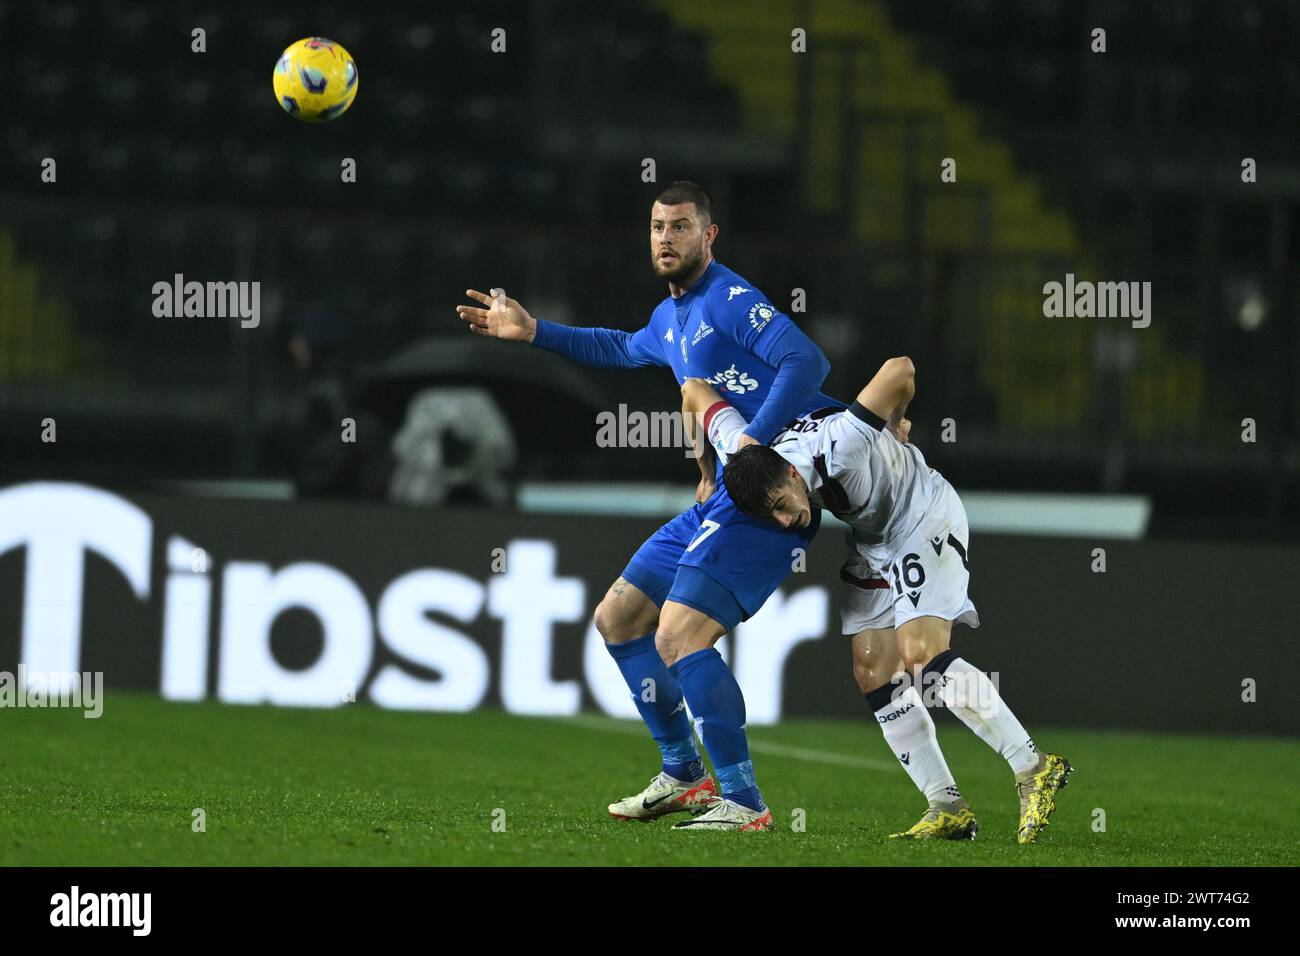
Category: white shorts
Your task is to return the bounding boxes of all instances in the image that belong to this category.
[839,476,979,634]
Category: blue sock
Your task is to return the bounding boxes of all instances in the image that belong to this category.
[605,634,704,781]
[670,648,765,812]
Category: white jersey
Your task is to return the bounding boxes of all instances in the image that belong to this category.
[708,399,978,633]
[709,400,938,559]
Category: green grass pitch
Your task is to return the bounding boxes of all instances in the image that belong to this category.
[3,693,1296,866]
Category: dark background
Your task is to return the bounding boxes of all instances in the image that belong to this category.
[0,0,1297,537]
[0,1,1296,741]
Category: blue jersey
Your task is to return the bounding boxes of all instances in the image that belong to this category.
[531,260,843,443]
[529,258,843,627]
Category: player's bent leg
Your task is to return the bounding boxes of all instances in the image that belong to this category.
[850,626,902,695]
[659,484,813,832]
[652,595,728,665]
[601,512,715,820]
[656,593,772,833]
[593,576,661,645]
[932,636,1074,844]
[851,622,976,841]
[602,586,715,820]
[841,571,975,840]
[895,614,953,675]
[897,616,1071,844]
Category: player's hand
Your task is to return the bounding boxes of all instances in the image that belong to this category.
[457,288,537,343]
[695,474,716,504]
[736,433,761,450]
[890,418,912,443]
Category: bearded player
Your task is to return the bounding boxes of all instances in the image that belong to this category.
[457,182,843,831]
[681,360,1072,843]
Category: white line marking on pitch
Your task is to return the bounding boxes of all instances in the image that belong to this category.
[555,714,896,772]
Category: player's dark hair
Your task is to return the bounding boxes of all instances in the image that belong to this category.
[653,181,714,225]
[723,445,790,518]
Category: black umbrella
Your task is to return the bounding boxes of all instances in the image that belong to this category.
[356,336,618,455]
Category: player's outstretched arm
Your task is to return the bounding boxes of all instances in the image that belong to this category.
[456,288,537,342]
[856,356,915,442]
[460,287,666,370]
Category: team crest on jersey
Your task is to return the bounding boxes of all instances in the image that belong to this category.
[727,285,751,301]
[705,363,760,394]
[748,302,775,333]
[691,318,714,346]
[680,335,688,360]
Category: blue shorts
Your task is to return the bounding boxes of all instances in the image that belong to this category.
[620,483,822,632]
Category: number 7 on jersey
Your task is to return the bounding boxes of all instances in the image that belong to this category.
[686,519,721,552]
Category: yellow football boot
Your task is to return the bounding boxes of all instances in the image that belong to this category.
[889,802,979,840]
[1016,753,1073,844]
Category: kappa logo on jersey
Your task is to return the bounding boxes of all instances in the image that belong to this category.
[665,327,674,343]
[691,318,714,346]
[706,363,760,395]
[748,302,775,333]
[727,285,751,301]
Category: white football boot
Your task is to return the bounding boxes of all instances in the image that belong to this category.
[607,771,718,821]
[671,797,773,831]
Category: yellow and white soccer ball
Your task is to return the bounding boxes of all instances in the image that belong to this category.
[273,37,358,122]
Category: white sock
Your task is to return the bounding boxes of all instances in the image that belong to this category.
[873,686,963,805]
[936,656,1040,776]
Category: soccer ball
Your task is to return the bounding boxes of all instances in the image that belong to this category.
[273,37,358,122]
